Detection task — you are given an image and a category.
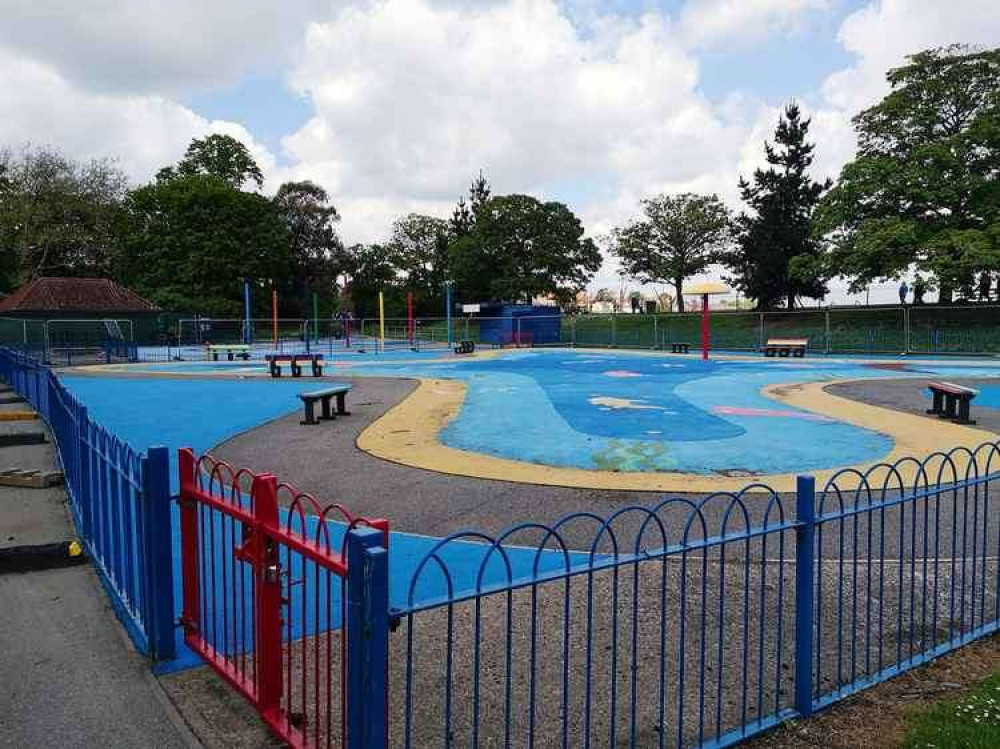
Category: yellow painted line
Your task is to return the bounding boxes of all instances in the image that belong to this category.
[0,411,39,421]
[357,377,996,493]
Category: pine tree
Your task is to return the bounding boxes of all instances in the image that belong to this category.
[725,103,831,309]
[449,170,491,236]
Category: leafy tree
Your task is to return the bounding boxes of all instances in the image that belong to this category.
[272,180,345,315]
[118,173,288,315]
[725,103,831,309]
[157,134,264,190]
[0,145,128,287]
[387,213,451,314]
[450,170,491,237]
[816,45,1000,303]
[342,243,402,317]
[612,192,732,313]
[449,194,601,305]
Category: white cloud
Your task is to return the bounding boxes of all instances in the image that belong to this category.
[680,0,830,48]
[0,0,330,95]
[822,0,1000,114]
[0,50,276,185]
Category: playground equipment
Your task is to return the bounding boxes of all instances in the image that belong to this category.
[686,282,730,360]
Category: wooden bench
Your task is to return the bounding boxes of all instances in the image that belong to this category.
[926,381,978,425]
[763,338,808,358]
[298,384,351,425]
[670,342,689,354]
[454,340,476,355]
[266,354,324,378]
[207,344,251,361]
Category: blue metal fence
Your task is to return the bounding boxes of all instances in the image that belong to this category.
[0,347,175,661]
[388,446,1000,748]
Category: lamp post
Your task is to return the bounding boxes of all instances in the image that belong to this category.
[686,282,730,361]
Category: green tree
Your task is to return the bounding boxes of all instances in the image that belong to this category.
[0,145,128,288]
[612,192,732,313]
[118,173,288,315]
[272,180,345,315]
[450,170,491,237]
[342,243,402,318]
[725,103,831,309]
[157,134,264,190]
[387,213,451,314]
[449,194,601,305]
[816,45,1000,303]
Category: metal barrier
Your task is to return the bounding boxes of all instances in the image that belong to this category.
[0,347,175,660]
[389,444,1000,748]
[177,449,390,749]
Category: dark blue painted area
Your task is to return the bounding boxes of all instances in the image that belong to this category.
[460,353,743,441]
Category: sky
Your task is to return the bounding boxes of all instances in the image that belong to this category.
[1,0,997,305]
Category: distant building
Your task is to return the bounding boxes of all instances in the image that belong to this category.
[0,277,158,317]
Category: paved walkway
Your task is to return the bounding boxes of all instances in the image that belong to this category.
[0,425,198,749]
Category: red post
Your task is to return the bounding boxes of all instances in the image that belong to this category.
[701,293,710,361]
[254,473,284,720]
[407,292,414,344]
[178,448,201,644]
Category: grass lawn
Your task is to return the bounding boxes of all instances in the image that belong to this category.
[902,670,1000,748]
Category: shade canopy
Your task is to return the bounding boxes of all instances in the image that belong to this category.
[686,281,730,296]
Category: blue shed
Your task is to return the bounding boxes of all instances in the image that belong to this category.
[477,304,561,346]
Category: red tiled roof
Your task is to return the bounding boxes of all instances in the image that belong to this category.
[0,277,158,313]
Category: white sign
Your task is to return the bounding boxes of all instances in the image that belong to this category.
[462,304,481,314]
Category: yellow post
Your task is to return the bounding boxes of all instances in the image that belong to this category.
[272,289,278,347]
[378,291,386,353]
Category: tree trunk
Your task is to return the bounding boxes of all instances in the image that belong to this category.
[675,280,684,313]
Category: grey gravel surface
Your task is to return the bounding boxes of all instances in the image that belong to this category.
[827,376,1000,435]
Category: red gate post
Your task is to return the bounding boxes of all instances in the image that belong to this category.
[178,448,201,646]
[253,473,284,723]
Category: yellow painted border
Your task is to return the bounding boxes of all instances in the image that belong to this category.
[0,411,39,421]
[357,377,996,493]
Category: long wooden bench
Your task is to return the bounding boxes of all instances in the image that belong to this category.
[266,354,324,378]
[926,381,978,425]
[763,338,808,358]
[207,344,251,361]
[298,384,351,425]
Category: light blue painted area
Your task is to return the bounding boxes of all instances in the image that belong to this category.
[972,385,1000,409]
[338,351,1000,475]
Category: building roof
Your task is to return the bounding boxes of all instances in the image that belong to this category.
[0,277,158,313]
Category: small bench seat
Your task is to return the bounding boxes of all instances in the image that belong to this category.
[266,353,324,378]
[926,381,978,425]
[763,338,808,358]
[298,384,352,425]
[454,340,476,355]
[670,342,689,354]
[207,344,251,361]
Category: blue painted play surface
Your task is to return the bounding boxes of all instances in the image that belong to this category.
[65,351,1000,669]
[329,350,1000,475]
[60,373,597,670]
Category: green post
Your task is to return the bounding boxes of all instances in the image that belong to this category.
[312,292,319,342]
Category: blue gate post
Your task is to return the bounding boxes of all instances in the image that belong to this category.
[346,526,389,749]
[142,446,176,661]
[76,403,92,540]
[794,474,816,717]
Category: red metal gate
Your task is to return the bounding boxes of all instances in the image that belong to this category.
[178,448,388,748]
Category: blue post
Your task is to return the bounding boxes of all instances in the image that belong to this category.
[77,403,92,540]
[345,526,389,749]
[243,279,253,345]
[142,446,176,661]
[794,474,816,717]
[445,281,453,348]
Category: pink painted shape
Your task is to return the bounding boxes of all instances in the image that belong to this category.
[712,406,835,422]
